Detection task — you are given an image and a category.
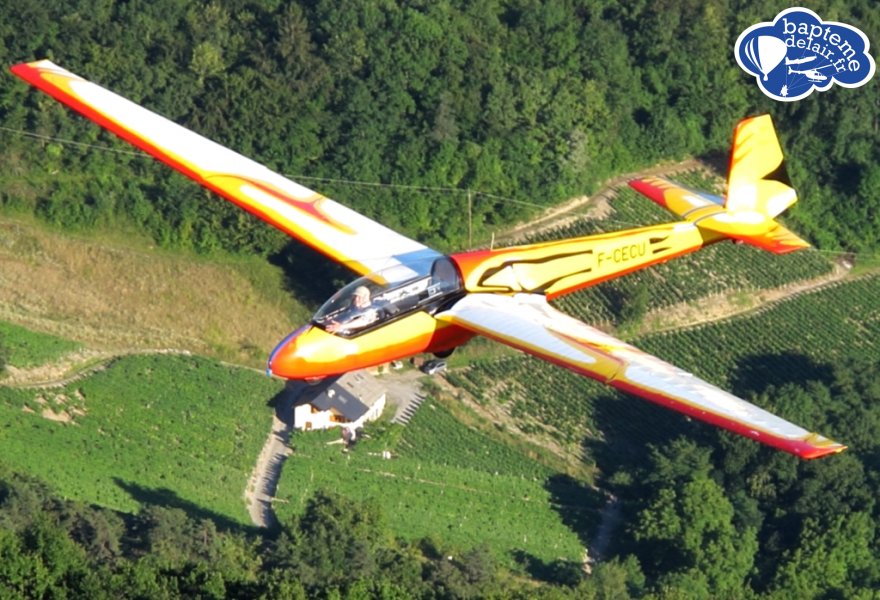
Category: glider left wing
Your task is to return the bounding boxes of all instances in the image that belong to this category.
[11,60,440,279]
[436,294,845,459]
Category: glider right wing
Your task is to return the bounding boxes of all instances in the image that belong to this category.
[437,293,845,459]
[11,60,440,280]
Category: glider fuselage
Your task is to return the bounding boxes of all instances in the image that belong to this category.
[267,221,724,379]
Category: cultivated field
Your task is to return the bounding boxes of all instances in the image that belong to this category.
[0,320,82,369]
[274,400,598,567]
[0,353,280,525]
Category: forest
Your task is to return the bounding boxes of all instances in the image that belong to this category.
[1,0,878,257]
[1,0,879,598]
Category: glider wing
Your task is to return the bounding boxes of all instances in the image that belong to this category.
[11,60,440,278]
[437,293,845,459]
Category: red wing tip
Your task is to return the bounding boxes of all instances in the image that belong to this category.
[628,178,670,207]
[11,59,48,72]
[800,444,847,460]
[627,178,654,192]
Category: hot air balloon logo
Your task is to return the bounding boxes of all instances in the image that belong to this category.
[743,35,787,81]
[735,8,876,102]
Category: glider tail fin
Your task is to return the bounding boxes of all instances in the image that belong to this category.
[725,113,797,218]
[629,115,810,254]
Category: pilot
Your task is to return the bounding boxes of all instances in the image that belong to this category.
[325,285,379,334]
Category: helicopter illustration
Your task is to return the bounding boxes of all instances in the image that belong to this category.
[788,63,833,82]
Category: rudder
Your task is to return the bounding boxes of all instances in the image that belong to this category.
[726,114,797,218]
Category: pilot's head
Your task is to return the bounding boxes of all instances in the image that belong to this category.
[353,285,371,308]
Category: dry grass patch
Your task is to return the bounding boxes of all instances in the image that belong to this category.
[0,217,306,366]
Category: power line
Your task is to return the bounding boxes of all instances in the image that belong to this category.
[0,125,144,156]
[0,124,545,209]
[3,124,878,260]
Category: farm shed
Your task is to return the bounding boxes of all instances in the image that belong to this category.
[293,370,386,432]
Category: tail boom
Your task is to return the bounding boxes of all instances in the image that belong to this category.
[630,176,809,254]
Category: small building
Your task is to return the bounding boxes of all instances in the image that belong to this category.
[293,370,386,432]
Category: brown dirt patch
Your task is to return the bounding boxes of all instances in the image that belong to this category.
[638,260,853,335]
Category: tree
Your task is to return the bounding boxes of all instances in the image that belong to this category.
[770,512,877,598]
[272,490,388,592]
[634,476,757,597]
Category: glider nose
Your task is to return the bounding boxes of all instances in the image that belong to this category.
[266,325,356,379]
[266,325,311,378]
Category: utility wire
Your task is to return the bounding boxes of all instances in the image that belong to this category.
[286,173,548,210]
[0,125,144,156]
[0,124,545,208]
[3,124,878,260]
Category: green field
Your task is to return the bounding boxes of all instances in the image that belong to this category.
[274,400,599,567]
[0,320,82,370]
[0,353,280,525]
[0,247,873,580]
[0,321,601,568]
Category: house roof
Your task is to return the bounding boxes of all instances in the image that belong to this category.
[299,370,385,422]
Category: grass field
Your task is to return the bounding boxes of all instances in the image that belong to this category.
[0,353,280,526]
[274,400,599,568]
[0,215,309,366]
[0,320,82,370]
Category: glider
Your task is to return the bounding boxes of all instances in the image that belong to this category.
[11,60,845,459]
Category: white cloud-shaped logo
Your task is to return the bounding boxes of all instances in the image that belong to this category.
[735,7,875,101]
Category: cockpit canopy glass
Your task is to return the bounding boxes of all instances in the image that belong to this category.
[312,257,463,336]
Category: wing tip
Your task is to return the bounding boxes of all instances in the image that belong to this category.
[776,432,846,460]
[628,177,669,207]
[798,439,847,460]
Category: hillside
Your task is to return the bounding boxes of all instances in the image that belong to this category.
[1,1,878,595]
[0,352,279,525]
[3,268,879,595]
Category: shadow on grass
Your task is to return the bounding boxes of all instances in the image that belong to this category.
[267,379,305,424]
[545,474,604,547]
[511,550,583,585]
[510,470,606,583]
[114,478,258,536]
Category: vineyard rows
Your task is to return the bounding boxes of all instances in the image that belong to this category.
[400,399,551,479]
[276,417,593,565]
[0,354,277,523]
[0,320,83,370]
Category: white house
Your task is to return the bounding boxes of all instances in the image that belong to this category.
[293,370,386,432]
